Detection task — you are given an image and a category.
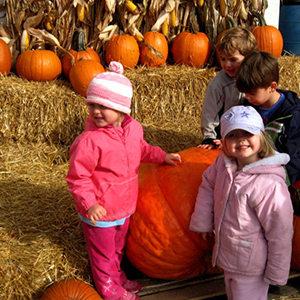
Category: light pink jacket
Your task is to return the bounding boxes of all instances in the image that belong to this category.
[66,115,166,221]
[190,152,294,286]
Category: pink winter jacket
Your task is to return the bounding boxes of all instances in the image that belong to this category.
[190,152,294,286]
[66,115,166,221]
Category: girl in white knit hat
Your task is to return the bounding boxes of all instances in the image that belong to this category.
[66,61,181,300]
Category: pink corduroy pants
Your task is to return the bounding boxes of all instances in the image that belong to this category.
[82,218,130,300]
[224,270,269,300]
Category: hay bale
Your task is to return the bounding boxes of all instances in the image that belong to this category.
[1,58,299,152]
[0,141,90,300]
[0,74,87,147]
[0,66,218,153]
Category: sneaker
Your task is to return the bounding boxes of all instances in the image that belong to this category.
[117,289,140,300]
[122,279,142,294]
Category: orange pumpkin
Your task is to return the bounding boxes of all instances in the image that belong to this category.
[105,34,139,69]
[126,147,222,279]
[15,49,62,81]
[69,59,105,97]
[62,29,100,79]
[0,39,12,75]
[291,215,300,271]
[40,278,103,300]
[139,32,168,67]
[171,30,211,67]
[251,12,283,58]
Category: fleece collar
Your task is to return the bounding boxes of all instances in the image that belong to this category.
[224,152,290,172]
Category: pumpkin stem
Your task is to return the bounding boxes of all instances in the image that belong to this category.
[72,28,87,52]
[252,11,267,27]
[190,7,198,34]
[225,15,237,30]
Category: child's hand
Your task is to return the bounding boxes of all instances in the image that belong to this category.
[198,139,222,149]
[200,232,214,240]
[164,153,181,166]
[88,204,107,225]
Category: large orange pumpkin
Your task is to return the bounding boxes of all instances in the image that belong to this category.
[0,38,12,75]
[62,29,100,79]
[15,49,62,81]
[40,278,103,300]
[251,12,283,58]
[69,59,105,97]
[126,147,222,279]
[291,215,300,271]
[171,31,211,67]
[139,31,168,67]
[105,34,139,69]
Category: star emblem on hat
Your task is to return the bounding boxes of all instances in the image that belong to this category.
[240,111,250,118]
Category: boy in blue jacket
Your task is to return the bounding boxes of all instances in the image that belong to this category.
[236,51,300,215]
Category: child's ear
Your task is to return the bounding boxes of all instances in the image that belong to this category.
[220,139,224,151]
[270,81,278,92]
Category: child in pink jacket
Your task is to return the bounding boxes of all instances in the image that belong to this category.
[66,61,181,300]
[190,106,293,300]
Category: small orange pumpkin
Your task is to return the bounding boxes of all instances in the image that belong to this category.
[171,30,211,67]
[0,39,12,75]
[40,278,103,300]
[62,28,100,79]
[251,12,283,58]
[69,59,105,97]
[105,34,139,69]
[15,49,62,81]
[291,215,300,271]
[126,147,222,279]
[139,32,168,67]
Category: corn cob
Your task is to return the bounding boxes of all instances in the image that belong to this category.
[220,0,227,17]
[170,8,177,27]
[161,15,169,37]
[239,0,248,21]
[77,3,85,21]
[198,0,204,7]
[21,29,30,52]
[125,0,139,14]
[45,16,53,31]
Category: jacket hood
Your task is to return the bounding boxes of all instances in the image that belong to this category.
[224,152,290,179]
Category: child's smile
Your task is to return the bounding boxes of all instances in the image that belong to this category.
[88,103,124,127]
[225,129,261,169]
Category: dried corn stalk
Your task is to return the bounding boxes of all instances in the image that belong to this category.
[0,0,268,66]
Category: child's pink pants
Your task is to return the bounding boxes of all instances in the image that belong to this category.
[82,218,130,300]
[224,271,269,300]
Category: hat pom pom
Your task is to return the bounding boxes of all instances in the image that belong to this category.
[109,61,124,74]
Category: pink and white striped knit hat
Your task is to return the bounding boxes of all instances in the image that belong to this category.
[85,61,132,114]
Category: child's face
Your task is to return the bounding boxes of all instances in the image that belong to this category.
[220,50,245,78]
[244,85,276,109]
[88,103,124,127]
[224,129,261,169]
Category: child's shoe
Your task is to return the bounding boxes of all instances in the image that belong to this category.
[117,289,140,300]
[122,279,142,294]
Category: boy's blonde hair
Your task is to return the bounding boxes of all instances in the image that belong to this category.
[222,131,276,160]
[216,26,258,58]
[236,51,279,94]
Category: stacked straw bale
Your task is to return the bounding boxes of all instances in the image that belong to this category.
[0,55,300,300]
